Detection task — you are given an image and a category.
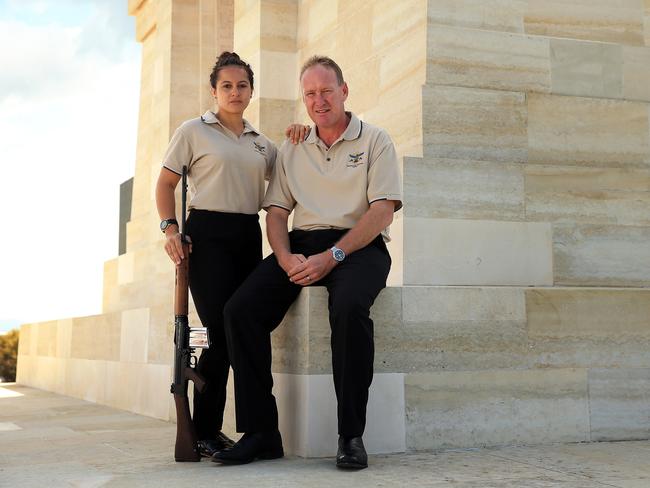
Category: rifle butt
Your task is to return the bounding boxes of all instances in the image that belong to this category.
[173,393,201,462]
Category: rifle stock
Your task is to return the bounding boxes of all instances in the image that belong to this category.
[170,166,208,462]
[173,394,200,462]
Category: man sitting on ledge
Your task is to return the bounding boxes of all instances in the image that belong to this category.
[214,55,403,470]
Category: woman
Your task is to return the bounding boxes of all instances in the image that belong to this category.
[155,52,305,458]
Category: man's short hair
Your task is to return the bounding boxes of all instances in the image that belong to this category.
[300,55,345,86]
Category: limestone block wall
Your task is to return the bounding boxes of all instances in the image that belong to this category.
[399,0,650,449]
[406,0,650,286]
[16,0,650,455]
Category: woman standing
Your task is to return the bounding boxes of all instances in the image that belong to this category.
[155,52,280,458]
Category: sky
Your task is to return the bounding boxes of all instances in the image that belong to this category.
[0,0,142,333]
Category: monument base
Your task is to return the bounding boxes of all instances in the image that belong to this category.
[17,285,650,455]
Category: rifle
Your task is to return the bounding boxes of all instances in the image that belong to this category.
[170,165,210,462]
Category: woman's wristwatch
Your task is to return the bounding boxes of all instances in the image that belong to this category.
[160,218,179,233]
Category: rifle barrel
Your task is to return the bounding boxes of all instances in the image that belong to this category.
[181,165,187,239]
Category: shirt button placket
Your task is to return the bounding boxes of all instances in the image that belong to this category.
[325,149,333,171]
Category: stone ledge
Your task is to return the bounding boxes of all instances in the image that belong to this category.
[16,285,650,454]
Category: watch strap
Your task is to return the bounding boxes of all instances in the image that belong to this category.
[160,218,179,233]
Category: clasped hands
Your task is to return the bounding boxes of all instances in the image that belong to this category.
[278,251,337,286]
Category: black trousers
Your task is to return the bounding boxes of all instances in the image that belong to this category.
[224,229,391,437]
[186,209,262,440]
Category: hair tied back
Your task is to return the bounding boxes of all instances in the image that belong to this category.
[210,51,254,89]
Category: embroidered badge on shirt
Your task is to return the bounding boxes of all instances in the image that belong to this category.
[347,152,365,167]
[253,141,266,154]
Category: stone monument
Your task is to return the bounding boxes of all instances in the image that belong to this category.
[17,0,650,456]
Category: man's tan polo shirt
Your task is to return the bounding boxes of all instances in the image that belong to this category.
[162,110,277,215]
[263,112,402,239]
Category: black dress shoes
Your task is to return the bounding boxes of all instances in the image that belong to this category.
[212,430,284,465]
[197,431,235,458]
[336,436,368,469]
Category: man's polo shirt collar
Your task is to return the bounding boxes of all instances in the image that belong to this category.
[200,110,259,135]
[305,111,362,145]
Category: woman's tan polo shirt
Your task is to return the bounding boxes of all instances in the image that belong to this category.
[263,112,402,239]
[162,110,277,215]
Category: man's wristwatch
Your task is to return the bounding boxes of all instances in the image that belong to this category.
[160,218,179,233]
[331,245,346,263]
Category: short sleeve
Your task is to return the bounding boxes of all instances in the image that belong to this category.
[264,140,278,181]
[262,144,295,211]
[367,130,403,211]
[162,126,192,175]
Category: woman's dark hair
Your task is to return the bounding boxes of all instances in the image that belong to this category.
[210,51,254,90]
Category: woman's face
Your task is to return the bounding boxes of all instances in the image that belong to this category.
[211,66,252,115]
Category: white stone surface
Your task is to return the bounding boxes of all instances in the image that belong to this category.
[0,385,23,399]
[402,286,526,325]
[136,363,173,420]
[259,50,298,100]
[120,308,150,363]
[589,368,650,441]
[623,45,650,101]
[274,372,405,457]
[404,218,553,285]
[56,319,72,359]
[427,24,550,93]
[549,38,622,99]
[553,224,650,286]
[4,384,650,488]
[404,157,525,221]
[20,356,67,395]
[427,0,526,33]
[117,252,135,285]
[65,358,107,404]
[406,368,591,450]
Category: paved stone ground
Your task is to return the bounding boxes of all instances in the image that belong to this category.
[1,384,649,488]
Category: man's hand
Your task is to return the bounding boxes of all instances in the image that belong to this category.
[288,250,337,286]
[277,252,307,275]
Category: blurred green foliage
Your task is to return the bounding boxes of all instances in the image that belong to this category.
[0,329,19,382]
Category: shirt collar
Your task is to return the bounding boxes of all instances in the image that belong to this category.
[201,110,259,135]
[305,111,362,145]
[341,112,362,141]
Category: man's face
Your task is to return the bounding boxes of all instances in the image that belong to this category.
[301,64,348,130]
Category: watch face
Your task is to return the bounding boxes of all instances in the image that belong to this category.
[333,248,345,262]
[161,219,176,232]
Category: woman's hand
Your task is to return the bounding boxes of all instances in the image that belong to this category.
[277,252,307,276]
[164,231,192,265]
[284,124,311,144]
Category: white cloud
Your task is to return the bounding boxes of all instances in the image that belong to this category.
[76,1,136,61]
[0,3,141,324]
[0,20,83,100]
[7,0,49,15]
[0,0,139,100]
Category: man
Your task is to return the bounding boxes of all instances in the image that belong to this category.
[214,55,402,469]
